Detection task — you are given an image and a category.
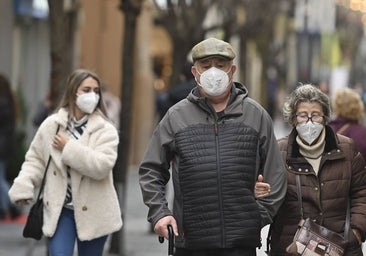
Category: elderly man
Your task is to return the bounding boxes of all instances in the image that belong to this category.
[139,38,287,256]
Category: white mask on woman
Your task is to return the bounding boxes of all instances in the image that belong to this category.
[76,92,100,114]
[197,67,231,96]
[296,121,323,145]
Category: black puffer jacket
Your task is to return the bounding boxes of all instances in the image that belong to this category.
[139,83,287,249]
[269,126,366,256]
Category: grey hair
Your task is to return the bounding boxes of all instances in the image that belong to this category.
[283,84,331,126]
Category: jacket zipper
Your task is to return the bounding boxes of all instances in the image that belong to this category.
[214,122,225,247]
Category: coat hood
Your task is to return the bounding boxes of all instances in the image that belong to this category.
[186,82,249,116]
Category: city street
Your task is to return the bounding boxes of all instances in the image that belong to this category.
[0,166,270,256]
[1,119,363,255]
[0,118,296,256]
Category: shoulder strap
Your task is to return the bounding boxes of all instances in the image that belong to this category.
[337,123,350,135]
[295,174,350,238]
[295,175,304,218]
[36,125,60,201]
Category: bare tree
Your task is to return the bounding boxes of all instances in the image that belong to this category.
[152,0,288,91]
[152,0,213,87]
[48,0,79,107]
[109,0,144,255]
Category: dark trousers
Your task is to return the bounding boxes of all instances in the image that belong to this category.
[175,247,256,256]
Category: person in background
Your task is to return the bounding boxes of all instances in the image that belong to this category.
[329,87,366,160]
[101,83,121,129]
[166,61,196,107]
[8,69,122,256]
[32,89,53,127]
[260,84,366,255]
[155,62,196,121]
[139,37,286,256]
[0,74,21,220]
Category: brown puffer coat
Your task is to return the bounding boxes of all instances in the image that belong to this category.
[269,126,366,256]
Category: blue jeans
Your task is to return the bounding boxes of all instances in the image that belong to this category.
[49,208,108,256]
[0,160,10,213]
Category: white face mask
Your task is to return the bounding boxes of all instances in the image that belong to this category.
[76,92,100,114]
[197,67,231,96]
[296,121,323,145]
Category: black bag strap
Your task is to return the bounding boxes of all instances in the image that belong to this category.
[295,174,350,239]
[35,125,60,201]
[295,175,304,219]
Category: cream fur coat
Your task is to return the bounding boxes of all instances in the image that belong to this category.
[8,108,122,241]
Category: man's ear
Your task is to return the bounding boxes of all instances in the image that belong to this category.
[191,65,197,77]
[231,64,237,75]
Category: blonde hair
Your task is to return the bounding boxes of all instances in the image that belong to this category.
[332,88,364,120]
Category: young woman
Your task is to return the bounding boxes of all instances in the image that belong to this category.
[9,69,122,256]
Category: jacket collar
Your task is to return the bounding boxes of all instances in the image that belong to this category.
[187,82,249,118]
[54,108,106,134]
[286,125,341,159]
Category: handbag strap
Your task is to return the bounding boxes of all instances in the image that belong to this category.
[295,174,351,239]
[35,125,60,201]
[295,175,304,219]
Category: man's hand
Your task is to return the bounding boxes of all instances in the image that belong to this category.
[154,216,179,239]
[254,174,271,199]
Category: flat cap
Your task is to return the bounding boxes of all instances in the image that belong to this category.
[191,38,236,61]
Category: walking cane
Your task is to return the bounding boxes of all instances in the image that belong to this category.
[158,225,174,256]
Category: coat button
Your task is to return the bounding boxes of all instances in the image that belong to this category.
[298,168,302,172]
[82,206,88,211]
[305,169,309,172]
[314,187,318,191]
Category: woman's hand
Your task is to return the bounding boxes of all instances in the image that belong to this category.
[15,199,32,206]
[52,132,69,151]
[254,174,271,199]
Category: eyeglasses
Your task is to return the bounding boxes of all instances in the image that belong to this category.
[296,113,324,123]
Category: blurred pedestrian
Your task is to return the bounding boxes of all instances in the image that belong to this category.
[32,89,53,127]
[139,37,287,256]
[329,87,366,160]
[167,61,196,107]
[8,69,122,256]
[0,74,21,220]
[261,84,366,255]
[101,83,121,129]
[155,62,196,121]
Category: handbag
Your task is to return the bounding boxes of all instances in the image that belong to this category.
[23,125,60,240]
[286,175,350,256]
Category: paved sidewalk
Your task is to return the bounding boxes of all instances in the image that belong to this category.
[0,166,166,256]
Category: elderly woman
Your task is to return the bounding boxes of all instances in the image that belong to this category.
[329,88,366,160]
[262,84,366,255]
